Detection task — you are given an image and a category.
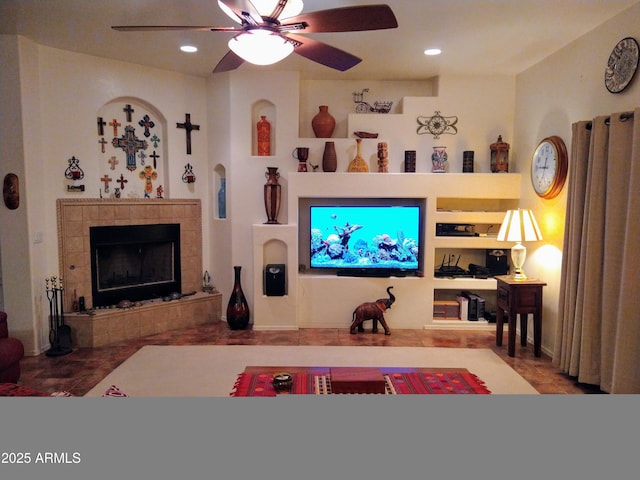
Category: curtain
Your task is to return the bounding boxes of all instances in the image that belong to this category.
[553,108,640,394]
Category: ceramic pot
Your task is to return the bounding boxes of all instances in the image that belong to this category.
[322,141,337,172]
[226,266,250,330]
[431,146,448,173]
[264,167,281,224]
[311,105,336,138]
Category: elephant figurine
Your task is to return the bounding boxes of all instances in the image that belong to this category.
[350,286,395,335]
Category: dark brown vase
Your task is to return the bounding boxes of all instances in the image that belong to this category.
[322,141,337,172]
[226,265,250,330]
[264,167,281,224]
[311,105,336,138]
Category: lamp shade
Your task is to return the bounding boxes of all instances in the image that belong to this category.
[497,209,542,280]
[497,209,542,242]
[228,30,294,65]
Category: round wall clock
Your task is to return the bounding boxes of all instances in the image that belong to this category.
[531,136,568,199]
[604,37,639,93]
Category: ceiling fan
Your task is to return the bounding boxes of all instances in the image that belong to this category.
[112,1,398,74]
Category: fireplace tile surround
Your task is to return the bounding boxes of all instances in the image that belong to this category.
[56,199,221,347]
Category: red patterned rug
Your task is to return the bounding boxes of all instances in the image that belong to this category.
[230,367,491,396]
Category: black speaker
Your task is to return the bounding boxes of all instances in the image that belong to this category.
[265,264,286,296]
[486,249,509,276]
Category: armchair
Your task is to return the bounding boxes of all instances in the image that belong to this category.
[0,311,25,383]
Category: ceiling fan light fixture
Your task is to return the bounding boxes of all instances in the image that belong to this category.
[218,0,304,23]
[228,30,294,65]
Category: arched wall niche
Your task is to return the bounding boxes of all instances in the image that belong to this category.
[213,163,226,219]
[97,96,169,199]
[262,238,287,295]
[251,99,276,156]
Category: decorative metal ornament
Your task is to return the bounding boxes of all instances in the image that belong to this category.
[416,111,458,139]
[64,156,85,180]
[182,163,196,183]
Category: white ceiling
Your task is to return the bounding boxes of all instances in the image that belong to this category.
[1,0,637,80]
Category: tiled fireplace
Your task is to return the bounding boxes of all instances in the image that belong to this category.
[56,199,221,347]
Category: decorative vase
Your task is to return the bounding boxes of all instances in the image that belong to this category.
[348,138,369,172]
[218,177,226,219]
[264,167,281,224]
[322,141,337,172]
[257,115,271,156]
[431,146,448,173]
[311,105,336,138]
[226,265,250,330]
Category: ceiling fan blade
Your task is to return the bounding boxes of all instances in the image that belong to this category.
[281,4,398,33]
[219,0,263,25]
[112,25,240,32]
[286,33,361,72]
[213,50,245,74]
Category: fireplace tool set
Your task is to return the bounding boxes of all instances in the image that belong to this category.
[45,276,73,357]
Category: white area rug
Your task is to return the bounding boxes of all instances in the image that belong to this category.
[85,345,538,396]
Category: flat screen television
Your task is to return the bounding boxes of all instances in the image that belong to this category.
[299,197,425,277]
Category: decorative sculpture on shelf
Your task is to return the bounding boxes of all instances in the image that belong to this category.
[377,142,389,172]
[350,286,395,335]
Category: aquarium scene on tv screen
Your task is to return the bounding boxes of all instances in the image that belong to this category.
[310,204,421,272]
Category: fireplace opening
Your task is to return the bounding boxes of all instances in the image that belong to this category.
[90,224,181,307]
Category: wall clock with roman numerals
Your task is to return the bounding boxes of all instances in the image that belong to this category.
[531,136,568,199]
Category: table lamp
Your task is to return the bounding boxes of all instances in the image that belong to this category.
[497,209,542,280]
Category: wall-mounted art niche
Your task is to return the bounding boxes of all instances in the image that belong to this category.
[252,99,276,157]
[214,164,226,219]
[97,97,168,199]
[262,238,287,296]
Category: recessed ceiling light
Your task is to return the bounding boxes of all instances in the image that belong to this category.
[180,45,198,53]
[424,48,442,56]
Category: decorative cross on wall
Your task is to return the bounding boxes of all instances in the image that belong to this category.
[100,174,112,192]
[149,150,159,169]
[176,113,200,155]
[97,117,106,136]
[117,173,128,190]
[108,156,119,170]
[138,114,155,137]
[123,104,135,122]
[112,126,148,171]
[139,165,158,198]
[98,137,108,153]
[109,118,122,137]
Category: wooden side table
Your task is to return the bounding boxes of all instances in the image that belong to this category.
[495,275,546,357]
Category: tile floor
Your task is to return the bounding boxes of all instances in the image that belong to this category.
[17,321,604,395]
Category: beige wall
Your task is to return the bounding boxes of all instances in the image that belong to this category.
[513,1,640,354]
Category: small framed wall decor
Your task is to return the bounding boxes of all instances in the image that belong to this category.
[604,37,639,94]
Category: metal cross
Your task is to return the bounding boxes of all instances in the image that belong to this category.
[176,113,200,155]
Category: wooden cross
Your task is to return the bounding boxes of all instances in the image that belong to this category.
[117,173,128,190]
[98,137,108,153]
[97,117,106,136]
[109,118,121,136]
[138,114,155,137]
[149,150,160,169]
[139,165,158,198]
[100,174,113,192]
[112,126,148,171]
[123,104,135,122]
[108,156,119,170]
[176,113,200,155]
